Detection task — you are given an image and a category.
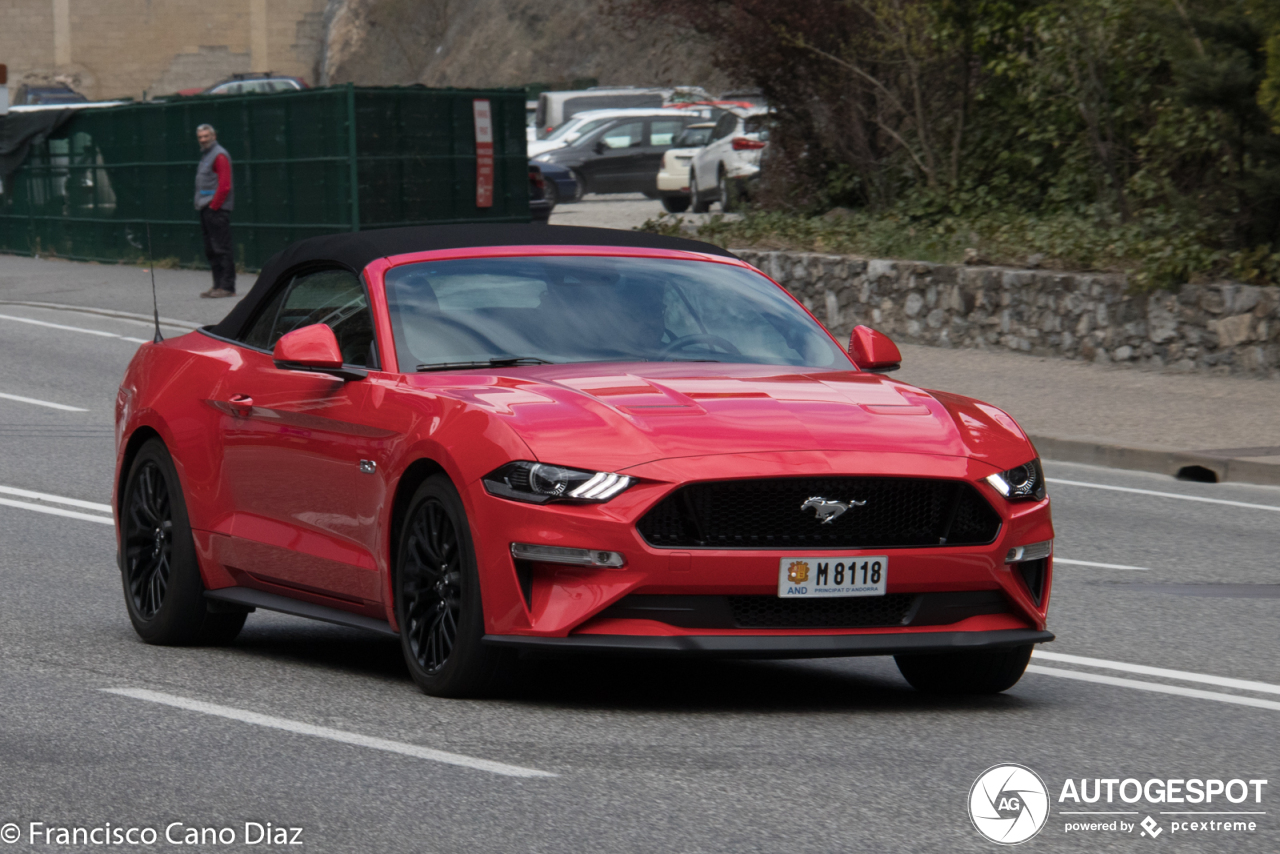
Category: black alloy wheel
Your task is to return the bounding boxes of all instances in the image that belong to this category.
[124,460,172,620]
[395,474,514,697]
[120,438,246,645]
[401,497,462,674]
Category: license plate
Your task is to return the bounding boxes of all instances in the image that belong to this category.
[778,556,887,598]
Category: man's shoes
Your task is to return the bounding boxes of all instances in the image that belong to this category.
[200,288,236,299]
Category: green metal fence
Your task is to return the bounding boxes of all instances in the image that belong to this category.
[0,84,529,270]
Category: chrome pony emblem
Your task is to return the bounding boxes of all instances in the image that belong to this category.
[801,496,866,524]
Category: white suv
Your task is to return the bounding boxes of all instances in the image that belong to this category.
[689,107,770,212]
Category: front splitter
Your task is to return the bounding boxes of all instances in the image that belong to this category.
[483,628,1054,659]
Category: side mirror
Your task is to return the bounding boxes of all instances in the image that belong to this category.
[593,140,607,155]
[272,323,366,381]
[848,325,902,373]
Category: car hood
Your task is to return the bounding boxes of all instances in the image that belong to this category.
[408,362,1034,474]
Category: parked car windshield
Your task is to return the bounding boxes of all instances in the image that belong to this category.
[383,256,849,370]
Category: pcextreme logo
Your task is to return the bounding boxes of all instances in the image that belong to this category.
[969,764,1051,845]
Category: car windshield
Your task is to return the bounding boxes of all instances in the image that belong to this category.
[383,256,849,371]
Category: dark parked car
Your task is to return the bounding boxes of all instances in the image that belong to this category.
[532,114,703,197]
[535,160,581,204]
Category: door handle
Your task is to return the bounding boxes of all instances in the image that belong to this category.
[227,394,253,416]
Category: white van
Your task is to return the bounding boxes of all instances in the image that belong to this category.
[534,86,708,139]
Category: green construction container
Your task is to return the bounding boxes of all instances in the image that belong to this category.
[0,84,529,270]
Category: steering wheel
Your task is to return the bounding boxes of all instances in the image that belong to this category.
[658,334,742,359]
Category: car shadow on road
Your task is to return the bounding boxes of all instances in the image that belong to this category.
[501,656,1036,715]
[225,622,1036,714]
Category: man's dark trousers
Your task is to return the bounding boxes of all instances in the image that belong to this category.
[200,207,236,293]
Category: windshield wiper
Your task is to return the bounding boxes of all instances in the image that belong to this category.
[416,357,553,372]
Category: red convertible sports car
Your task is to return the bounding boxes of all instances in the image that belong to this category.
[114,224,1054,697]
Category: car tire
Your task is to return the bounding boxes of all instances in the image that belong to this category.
[690,169,711,213]
[120,438,246,645]
[544,180,559,206]
[718,169,736,213]
[894,644,1033,694]
[395,474,515,698]
[569,169,586,201]
[661,195,691,214]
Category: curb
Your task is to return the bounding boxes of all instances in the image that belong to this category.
[0,301,202,330]
[1029,435,1280,488]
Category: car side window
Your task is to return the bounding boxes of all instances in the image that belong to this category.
[712,113,736,141]
[649,120,686,146]
[239,268,378,367]
[601,121,644,149]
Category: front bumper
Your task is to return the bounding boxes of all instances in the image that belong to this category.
[463,451,1054,642]
[484,628,1054,659]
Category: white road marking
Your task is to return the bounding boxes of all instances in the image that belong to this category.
[0,312,148,345]
[102,688,558,779]
[0,496,114,525]
[1033,650,1280,696]
[1048,478,1280,512]
[0,300,200,330]
[1054,558,1149,571]
[0,485,112,513]
[1027,666,1280,712]
[0,392,88,412]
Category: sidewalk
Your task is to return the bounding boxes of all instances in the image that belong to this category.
[4,253,1278,486]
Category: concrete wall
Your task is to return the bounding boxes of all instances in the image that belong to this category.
[734,250,1280,377]
[0,0,328,100]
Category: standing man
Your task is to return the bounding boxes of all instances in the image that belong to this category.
[194,124,236,298]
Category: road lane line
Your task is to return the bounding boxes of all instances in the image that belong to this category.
[0,312,146,345]
[0,485,112,513]
[1027,665,1280,712]
[102,688,558,779]
[1048,478,1280,512]
[0,496,114,525]
[0,392,88,412]
[0,300,200,330]
[1055,558,1149,571]
[1033,650,1280,696]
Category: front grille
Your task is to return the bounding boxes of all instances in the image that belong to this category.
[728,594,915,628]
[636,477,1001,549]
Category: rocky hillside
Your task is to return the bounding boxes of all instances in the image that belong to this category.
[319,0,731,92]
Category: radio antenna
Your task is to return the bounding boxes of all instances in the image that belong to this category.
[146,222,163,343]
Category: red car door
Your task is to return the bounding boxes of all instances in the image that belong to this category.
[213,268,390,606]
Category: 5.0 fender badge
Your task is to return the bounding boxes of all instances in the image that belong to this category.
[801,496,866,524]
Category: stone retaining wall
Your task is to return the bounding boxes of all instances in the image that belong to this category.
[734,249,1280,376]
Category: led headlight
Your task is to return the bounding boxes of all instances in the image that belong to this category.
[483,461,634,504]
[985,459,1046,501]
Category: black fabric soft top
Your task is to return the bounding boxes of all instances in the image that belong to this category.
[208,223,738,340]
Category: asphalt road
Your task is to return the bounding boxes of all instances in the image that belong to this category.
[0,298,1277,853]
